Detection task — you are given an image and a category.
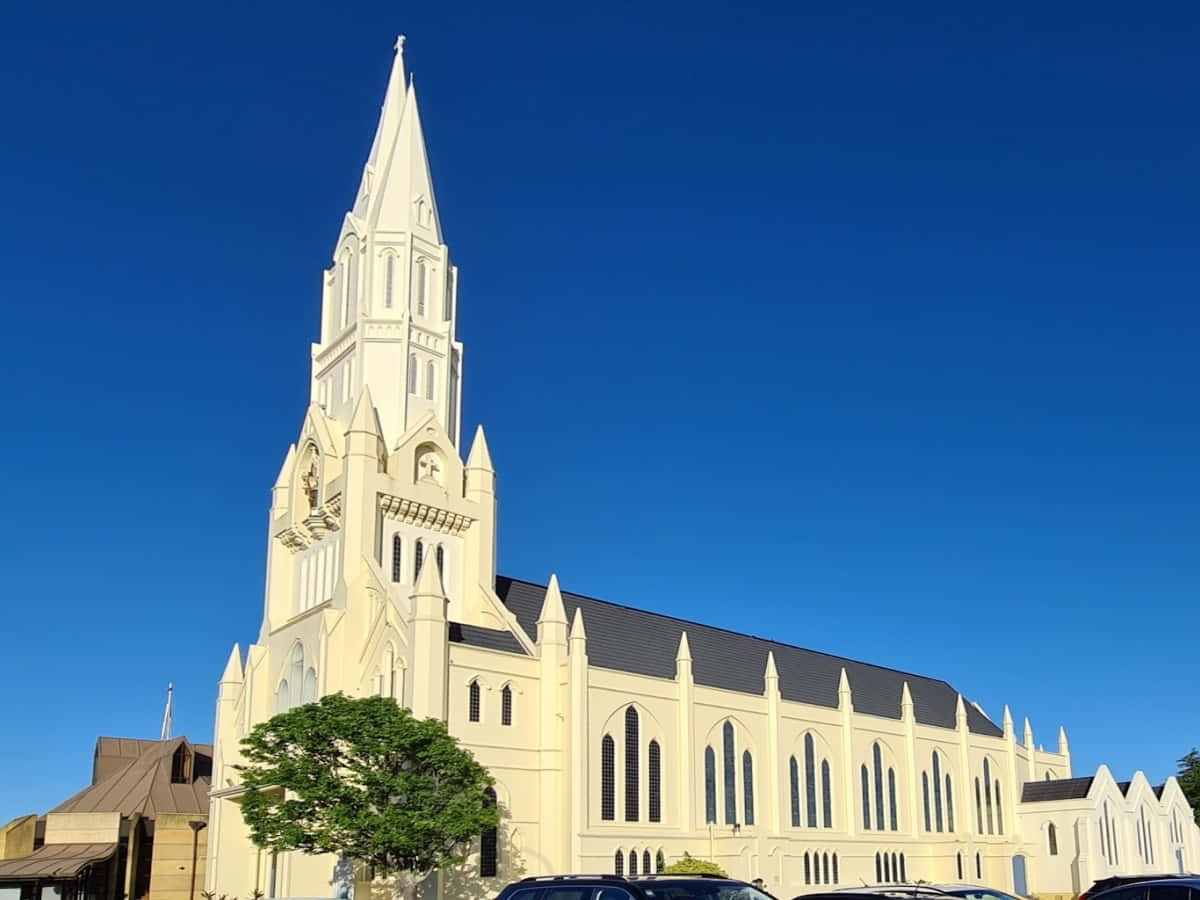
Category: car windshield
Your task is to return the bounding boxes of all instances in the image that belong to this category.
[943,891,1022,900]
[640,883,775,900]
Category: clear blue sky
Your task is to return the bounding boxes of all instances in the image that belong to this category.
[0,1,1196,823]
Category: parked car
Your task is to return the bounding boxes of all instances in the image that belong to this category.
[496,873,778,900]
[1087,877,1200,900]
[1081,876,1194,900]
[927,884,1028,900]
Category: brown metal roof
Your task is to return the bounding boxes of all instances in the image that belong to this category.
[0,843,117,879]
[54,737,210,818]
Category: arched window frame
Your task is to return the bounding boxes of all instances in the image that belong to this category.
[414,539,424,580]
[742,750,755,826]
[804,853,812,885]
[302,667,317,704]
[628,851,637,876]
[861,765,871,830]
[391,534,403,583]
[789,756,801,827]
[500,685,512,726]
[414,258,427,316]
[888,767,898,831]
[479,788,498,877]
[436,544,445,577]
[722,722,736,825]
[625,706,640,822]
[945,773,955,832]
[832,852,839,885]
[994,778,1004,833]
[407,354,418,395]
[805,733,818,827]
[932,752,944,832]
[656,850,665,873]
[704,746,717,824]
[643,850,651,875]
[873,743,885,832]
[613,850,623,877]
[426,361,436,401]
[600,735,615,821]
[983,759,995,834]
[290,643,304,708]
[384,252,395,309]
[468,679,481,723]
[648,740,662,823]
[1048,822,1059,856]
[821,760,833,827]
[923,772,932,832]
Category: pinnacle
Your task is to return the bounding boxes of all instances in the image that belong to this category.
[466,425,494,471]
[220,644,243,684]
[676,631,692,663]
[764,650,778,680]
[348,384,381,435]
[569,606,587,641]
[537,574,568,625]
[273,444,296,489]
[413,548,444,596]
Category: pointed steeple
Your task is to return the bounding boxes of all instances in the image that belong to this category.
[220,644,243,684]
[274,444,296,488]
[569,606,587,643]
[372,79,442,241]
[356,35,408,211]
[413,547,444,597]
[1002,704,1014,737]
[676,631,692,663]
[764,650,778,680]
[900,681,914,721]
[955,693,968,730]
[1058,726,1070,755]
[1023,717,1034,748]
[466,425,494,471]
[347,384,381,435]
[537,574,568,626]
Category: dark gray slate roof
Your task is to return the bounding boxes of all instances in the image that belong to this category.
[1154,784,1165,798]
[449,622,527,655]
[495,576,1002,737]
[1021,776,1095,803]
[1118,781,1132,796]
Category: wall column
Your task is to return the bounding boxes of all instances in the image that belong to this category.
[764,652,781,836]
[902,682,919,838]
[839,668,856,838]
[676,632,695,835]
[568,609,589,870]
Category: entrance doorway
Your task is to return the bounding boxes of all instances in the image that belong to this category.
[1012,855,1028,896]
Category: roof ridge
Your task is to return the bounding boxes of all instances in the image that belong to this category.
[498,574,980,698]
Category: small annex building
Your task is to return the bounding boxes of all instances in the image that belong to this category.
[0,737,211,900]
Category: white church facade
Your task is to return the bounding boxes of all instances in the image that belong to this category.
[205,39,1199,900]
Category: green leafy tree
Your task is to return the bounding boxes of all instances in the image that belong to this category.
[661,852,728,877]
[239,694,498,881]
[1178,749,1200,826]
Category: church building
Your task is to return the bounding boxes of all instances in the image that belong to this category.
[205,38,1199,900]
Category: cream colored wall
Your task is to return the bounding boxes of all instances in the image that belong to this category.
[44,812,121,845]
[148,815,208,900]
[0,815,36,859]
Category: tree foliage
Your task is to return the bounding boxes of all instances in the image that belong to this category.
[661,853,727,877]
[239,694,498,875]
[1178,749,1200,826]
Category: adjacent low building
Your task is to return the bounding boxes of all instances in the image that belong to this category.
[0,737,211,900]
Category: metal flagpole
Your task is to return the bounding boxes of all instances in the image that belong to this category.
[160,683,174,740]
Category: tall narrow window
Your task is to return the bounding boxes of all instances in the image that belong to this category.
[833,853,839,885]
[468,680,480,722]
[426,361,435,401]
[861,765,871,830]
[1048,823,1059,855]
[875,853,882,883]
[923,773,932,831]
[722,722,736,825]
[888,768,898,831]
[742,751,755,826]
[501,685,512,726]
[601,735,615,821]
[291,644,304,707]
[956,852,963,879]
[704,746,717,824]
[414,539,424,580]
[391,534,403,583]
[436,544,445,577]
[407,354,418,394]
[643,851,651,876]
[994,779,1003,833]
[873,744,885,831]
[822,760,833,827]
[656,850,665,873]
[628,851,637,876]
[822,853,830,885]
[1099,810,1109,861]
[614,851,623,877]
[804,853,811,885]
[276,680,289,713]
[898,853,905,882]
[171,745,191,783]
[415,260,427,315]
[932,753,944,832]
[480,788,498,877]
[385,255,395,308]
[443,271,453,321]
[945,775,955,832]
[805,734,818,827]
[625,707,639,822]
[975,853,982,879]
[789,757,801,826]
[303,667,317,704]
[984,760,994,834]
[975,778,983,833]
[883,853,890,882]
[648,741,662,823]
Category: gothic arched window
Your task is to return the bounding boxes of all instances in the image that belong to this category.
[391,534,403,583]
[275,680,289,713]
[479,788,498,877]
[742,750,755,826]
[290,644,304,707]
[436,544,444,577]
[625,707,639,822]
[873,743,885,832]
[468,680,480,722]
[704,746,717,824]
[888,768,898,831]
[722,722,736,824]
[923,772,932,832]
[648,740,662,823]
[628,851,637,876]
[821,759,833,827]
[945,774,955,832]
[643,850,651,875]
[600,735,615,821]
[832,853,839,885]
[415,259,427,316]
[805,733,818,827]
[426,361,435,401]
[614,850,623,877]
[994,779,1004,833]
[302,667,317,704]
[975,777,983,833]
[975,852,982,879]
[957,851,964,879]
[861,765,871,830]
[414,539,424,581]
[500,685,512,726]
[804,853,811,885]
[1048,822,1059,855]
[656,850,665,873]
[932,752,944,832]
[407,354,418,395]
[789,757,800,826]
[875,853,882,883]
[984,759,994,834]
[898,853,906,882]
[385,254,395,308]
[822,852,830,884]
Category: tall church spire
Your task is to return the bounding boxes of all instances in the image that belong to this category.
[310,38,463,450]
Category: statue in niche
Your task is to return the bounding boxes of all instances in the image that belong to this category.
[301,456,320,513]
[417,450,442,485]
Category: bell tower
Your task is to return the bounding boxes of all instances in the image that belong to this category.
[310,36,463,449]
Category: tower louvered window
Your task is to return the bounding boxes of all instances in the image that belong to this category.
[648,740,662,822]
[391,534,402,582]
[480,788,498,877]
[704,746,717,824]
[625,707,639,822]
[601,735,615,821]
[722,722,736,824]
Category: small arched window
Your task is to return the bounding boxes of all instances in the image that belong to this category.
[415,259,427,315]
[945,774,955,832]
[805,733,818,827]
[898,853,906,882]
[704,746,717,824]
[468,680,480,722]
[426,361,435,401]
[656,850,665,873]
[625,707,639,822]
[804,853,811,885]
[407,354,418,395]
[923,772,932,831]
[500,685,512,726]
[888,768,898,830]
[883,852,890,882]
[436,544,445,577]
[861,764,871,830]
[613,850,623,877]
[875,852,882,883]
[302,667,317,704]
[1048,822,1059,855]
[822,852,830,885]
[600,735,615,821]
[648,741,662,823]
[479,788,498,877]
[642,850,651,876]
[956,852,963,879]
[385,254,395,308]
[414,539,424,580]
[722,722,737,824]
[391,534,403,583]
[789,756,800,826]
[832,853,839,885]
[975,852,982,879]
[628,851,637,876]
[994,779,1004,833]
[276,679,289,713]
[742,750,755,826]
[821,759,833,828]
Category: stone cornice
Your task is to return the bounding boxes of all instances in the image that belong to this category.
[379,492,473,535]
[275,494,343,552]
